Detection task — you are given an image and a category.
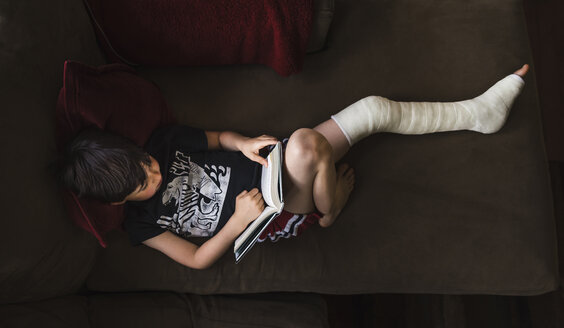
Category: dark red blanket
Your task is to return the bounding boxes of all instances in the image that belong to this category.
[84,0,314,76]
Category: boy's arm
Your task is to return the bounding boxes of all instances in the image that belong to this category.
[205,131,277,167]
[142,188,264,269]
[142,219,242,269]
[205,131,246,151]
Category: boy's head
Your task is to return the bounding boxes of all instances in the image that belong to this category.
[53,128,162,205]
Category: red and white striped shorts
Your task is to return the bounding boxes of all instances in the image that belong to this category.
[257,210,322,243]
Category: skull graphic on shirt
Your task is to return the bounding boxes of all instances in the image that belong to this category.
[157,151,230,237]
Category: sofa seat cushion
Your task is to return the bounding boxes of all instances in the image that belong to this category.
[0,296,89,328]
[0,292,328,328]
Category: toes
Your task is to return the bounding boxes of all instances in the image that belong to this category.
[337,163,349,176]
[337,163,355,192]
[344,167,355,181]
[343,168,355,191]
[514,64,529,77]
[345,180,354,192]
[347,175,355,191]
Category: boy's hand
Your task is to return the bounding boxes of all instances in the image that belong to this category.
[232,188,265,230]
[239,135,278,167]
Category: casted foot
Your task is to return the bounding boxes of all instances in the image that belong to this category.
[318,163,355,228]
[466,65,527,134]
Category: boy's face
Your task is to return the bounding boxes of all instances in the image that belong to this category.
[111,155,162,205]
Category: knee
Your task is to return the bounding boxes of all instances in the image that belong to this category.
[286,128,332,167]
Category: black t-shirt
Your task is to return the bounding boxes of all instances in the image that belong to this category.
[124,125,262,245]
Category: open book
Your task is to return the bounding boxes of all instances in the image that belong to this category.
[234,142,284,263]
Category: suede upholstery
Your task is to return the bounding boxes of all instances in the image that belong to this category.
[0,292,328,328]
[0,0,558,326]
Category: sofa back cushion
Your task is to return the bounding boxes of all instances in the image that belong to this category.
[83,0,314,76]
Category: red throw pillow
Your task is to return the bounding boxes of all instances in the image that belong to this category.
[55,60,176,247]
[83,0,313,76]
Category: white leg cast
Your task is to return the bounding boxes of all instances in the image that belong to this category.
[331,74,525,145]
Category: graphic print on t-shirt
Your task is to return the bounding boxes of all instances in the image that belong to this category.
[157,151,231,237]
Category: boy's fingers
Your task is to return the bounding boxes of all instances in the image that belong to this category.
[251,154,268,167]
[259,135,278,142]
[260,139,278,147]
[237,190,248,198]
[253,191,263,200]
[255,135,277,144]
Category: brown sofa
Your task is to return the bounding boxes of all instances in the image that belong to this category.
[0,292,329,328]
[0,0,558,326]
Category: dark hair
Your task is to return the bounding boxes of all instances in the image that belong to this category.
[51,128,152,203]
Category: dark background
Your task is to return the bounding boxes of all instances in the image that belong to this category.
[323,0,564,326]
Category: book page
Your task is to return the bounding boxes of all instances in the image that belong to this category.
[261,142,282,210]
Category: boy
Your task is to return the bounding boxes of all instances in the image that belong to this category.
[56,65,528,269]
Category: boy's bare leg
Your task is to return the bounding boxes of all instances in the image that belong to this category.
[312,118,355,227]
[318,163,355,227]
[282,128,354,227]
[313,119,350,162]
